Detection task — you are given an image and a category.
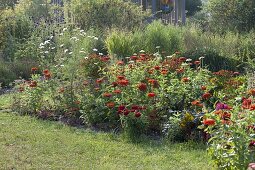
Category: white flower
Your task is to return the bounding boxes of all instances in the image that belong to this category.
[93,48,98,52]
[49,36,54,39]
[94,37,99,40]
[64,49,68,53]
[99,53,103,55]
[69,52,73,55]
[140,50,145,53]
[44,51,49,54]
[199,56,205,60]
[84,57,89,60]
[80,51,85,53]
[156,46,160,49]
[63,28,67,32]
[133,53,137,56]
[87,36,92,38]
[60,65,64,67]
[59,33,63,36]
[166,55,172,58]
[60,44,64,48]
[51,47,55,50]
[125,57,130,59]
[80,30,84,33]
[186,58,192,62]
[129,61,134,64]
[39,46,44,49]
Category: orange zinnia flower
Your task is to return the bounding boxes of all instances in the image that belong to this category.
[203,119,215,126]
[106,102,115,108]
[138,83,147,91]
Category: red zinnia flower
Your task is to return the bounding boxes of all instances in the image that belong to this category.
[123,109,130,116]
[201,86,207,91]
[29,81,37,88]
[138,83,147,91]
[103,93,112,97]
[179,57,186,62]
[118,79,129,86]
[96,78,103,84]
[176,68,184,74]
[31,67,38,72]
[135,111,141,118]
[118,105,126,111]
[113,89,121,94]
[154,66,160,70]
[44,73,51,80]
[106,102,115,108]
[242,98,252,109]
[161,69,168,75]
[112,82,118,87]
[202,92,211,100]
[130,56,137,60]
[117,60,124,65]
[203,119,215,126]
[248,89,255,96]
[43,69,49,75]
[148,79,159,88]
[181,77,189,83]
[194,60,200,65]
[148,92,156,98]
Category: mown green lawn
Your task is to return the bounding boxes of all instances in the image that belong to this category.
[0,94,214,169]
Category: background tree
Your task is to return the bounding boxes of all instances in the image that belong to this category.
[207,0,255,32]
[186,0,202,17]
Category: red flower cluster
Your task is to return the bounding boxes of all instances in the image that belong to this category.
[29,81,37,88]
[43,69,51,80]
[148,79,159,88]
[181,77,189,83]
[138,83,147,91]
[113,89,121,94]
[117,79,129,86]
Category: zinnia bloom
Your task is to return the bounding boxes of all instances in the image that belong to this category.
[113,89,121,94]
[248,89,255,96]
[176,68,184,74]
[29,81,37,88]
[43,69,49,75]
[194,60,200,65]
[181,77,189,83]
[242,98,252,109]
[203,119,215,126]
[135,111,141,118]
[31,67,38,72]
[96,78,103,84]
[148,92,156,98]
[179,57,186,62]
[202,92,211,100]
[117,79,129,86]
[106,102,115,108]
[117,60,124,65]
[102,93,112,97]
[154,66,160,70]
[201,86,206,91]
[138,83,147,91]
[161,69,168,75]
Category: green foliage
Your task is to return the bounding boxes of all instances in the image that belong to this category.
[186,0,202,16]
[206,0,255,32]
[0,60,16,87]
[183,48,241,72]
[106,21,182,58]
[69,0,149,31]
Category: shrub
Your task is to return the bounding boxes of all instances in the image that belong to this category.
[0,60,16,87]
[106,21,183,58]
[69,0,149,31]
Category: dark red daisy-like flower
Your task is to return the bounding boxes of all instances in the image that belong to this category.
[148,92,156,98]
[103,93,112,97]
[135,111,141,118]
[202,92,212,100]
[113,89,121,94]
[138,83,147,91]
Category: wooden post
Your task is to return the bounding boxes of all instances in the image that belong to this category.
[174,0,178,25]
[181,0,186,25]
